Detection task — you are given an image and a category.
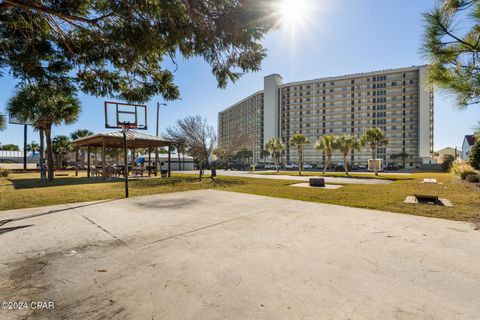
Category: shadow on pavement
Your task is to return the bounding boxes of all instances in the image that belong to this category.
[0,224,34,235]
[0,199,117,227]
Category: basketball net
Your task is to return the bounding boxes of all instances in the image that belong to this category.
[121,123,137,141]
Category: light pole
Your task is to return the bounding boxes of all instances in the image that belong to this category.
[155,102,167,172]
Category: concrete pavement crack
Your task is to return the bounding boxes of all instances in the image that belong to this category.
[65,204,130,248]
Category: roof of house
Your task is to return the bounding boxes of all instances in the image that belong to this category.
[464,135,476,146]
[434,147,456,154]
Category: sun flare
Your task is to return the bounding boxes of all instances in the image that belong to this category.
[279,0,311,28]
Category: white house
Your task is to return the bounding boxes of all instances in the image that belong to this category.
[461,135,476,160]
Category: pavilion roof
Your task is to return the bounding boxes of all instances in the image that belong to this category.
[72,131,172,148]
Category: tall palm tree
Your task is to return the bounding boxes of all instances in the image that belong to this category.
[52,135,72,168]
[0,113,5,131]
[265,137,285,172]
[361,127,389,176]
[70,129,94,167]
[289,134,310,175]
[335,135,361,176]
[7,83,80,181]
[315,135,336,174]
[27,141,40,156]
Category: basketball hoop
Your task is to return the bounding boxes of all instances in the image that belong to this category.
[103,101,147,199]
[119,121,137,141]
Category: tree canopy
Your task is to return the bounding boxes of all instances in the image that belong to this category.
[469,139,480,169]
[7,83,81,180]
[0,113,5,130]
[423,0,480,107]
[1,0,281,102]
[0,143,19,151]
[166,115,216,179]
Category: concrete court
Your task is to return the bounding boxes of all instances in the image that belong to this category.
[0,190,479,320]
[178,169,394,185]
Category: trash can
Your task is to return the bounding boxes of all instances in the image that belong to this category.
[161,169,168,178]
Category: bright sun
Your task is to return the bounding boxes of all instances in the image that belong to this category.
[279,0,311,28]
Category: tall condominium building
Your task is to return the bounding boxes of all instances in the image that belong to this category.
[218,66,434,168]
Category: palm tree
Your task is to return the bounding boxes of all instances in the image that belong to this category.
[361,127,389,176]
[52,135,72,168]
[0,113,5,131]
[70,129,94,167]
[335,135,361,175]
[7,83,80,181]
[265,137,285,172]
[70,129,93,141]
[315,135,336,174]
[289,134,310,175]
[27,141,40,156]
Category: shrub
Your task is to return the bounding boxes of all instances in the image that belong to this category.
[469,140,480,170]
[0,169,9,177]
[441,154,455,172]
[466,173,480,183]
[451,160,477,179]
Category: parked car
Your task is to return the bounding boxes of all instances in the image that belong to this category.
[334,163,351,172]
[228,161,246,170]
[284,163,295,169]
[357,164,367,170]
[250,163,265,170]
[264,163,275,169]
[303,163,313,169]
[384,163,400,170]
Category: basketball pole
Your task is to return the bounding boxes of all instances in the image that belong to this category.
[155,102,167,173]
[123,129,129,198]
[155,102,159,173]
[23,124,27,171]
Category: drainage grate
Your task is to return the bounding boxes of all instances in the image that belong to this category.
[404,195,453,207]
[415,194,440,205]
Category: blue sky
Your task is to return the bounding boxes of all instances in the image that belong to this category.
[1,0,479,150]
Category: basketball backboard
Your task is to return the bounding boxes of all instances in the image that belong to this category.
[9,113,33,125]
[104,101,147,130]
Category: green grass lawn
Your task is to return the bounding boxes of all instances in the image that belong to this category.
[0,171,240,211]
[1,171,479,225]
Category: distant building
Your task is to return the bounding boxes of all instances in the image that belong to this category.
[433,147,458,163]
[218,65,434,168]
[461,135,476,160]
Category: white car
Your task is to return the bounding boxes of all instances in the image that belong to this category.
[284,163,295,169]
[264,163,275,169]
[303,163,313,169]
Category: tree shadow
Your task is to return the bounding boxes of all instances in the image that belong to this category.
[133,198,200,210]
[8,176,123,190]
[0,200,117,227]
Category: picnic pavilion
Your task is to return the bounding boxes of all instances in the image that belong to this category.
[72,131,173,179]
